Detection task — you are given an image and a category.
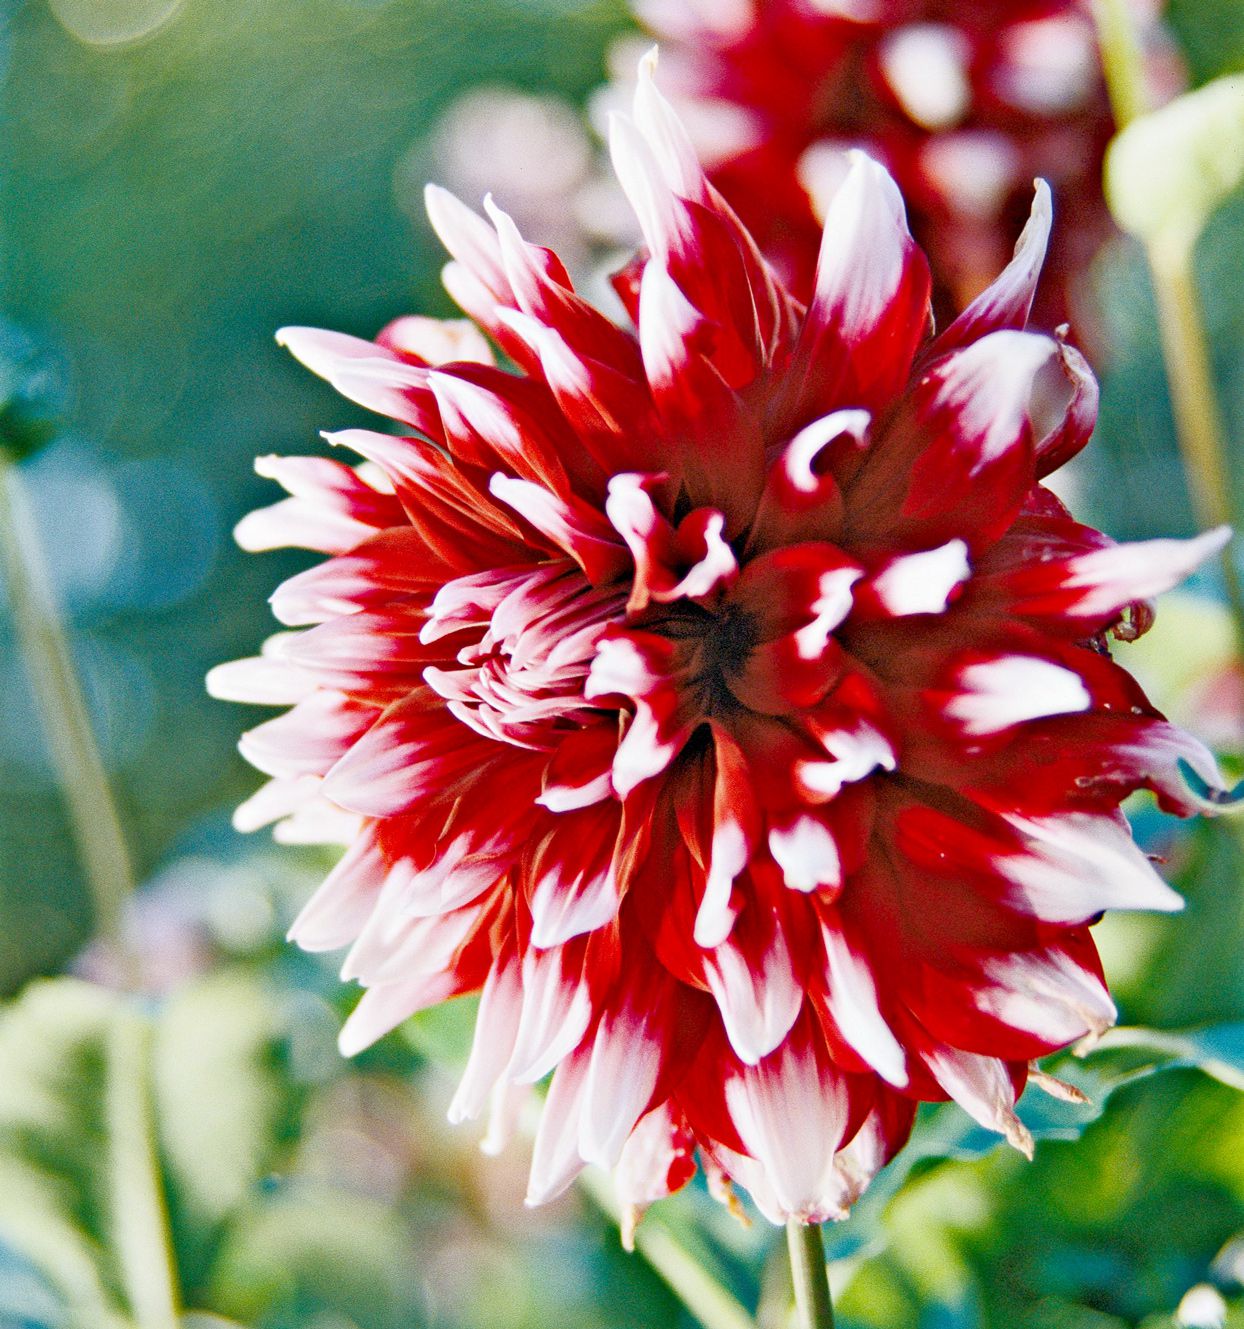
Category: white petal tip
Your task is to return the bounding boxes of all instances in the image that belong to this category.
[336,1025,368,1059]
[1007,1117,1036,1161]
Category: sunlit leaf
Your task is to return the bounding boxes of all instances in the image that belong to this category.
[0,979,130,1326]
[153,972,288,1238]
[0,972,295,1328]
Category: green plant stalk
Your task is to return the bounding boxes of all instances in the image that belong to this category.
[577,1171,755,1329]
[106,1007,181,1329]
[1147,237,1244,654]
[786,1220,834,1329]
[1092,0,1151,127]
[0,450,137,955]
[1093,0,1244,659]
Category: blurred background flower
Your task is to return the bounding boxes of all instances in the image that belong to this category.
[2,0,1244,1326]
[596,0,1182,332]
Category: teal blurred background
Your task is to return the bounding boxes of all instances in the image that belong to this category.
[2,0,1244,1326]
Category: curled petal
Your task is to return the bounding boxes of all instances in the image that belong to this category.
[920,1043,1033,1158]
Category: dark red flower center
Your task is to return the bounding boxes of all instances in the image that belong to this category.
[640,598,761,719]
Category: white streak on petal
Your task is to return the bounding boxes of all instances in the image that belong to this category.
[704,927,802,1065]
[612,703,684,798]
[808,150,912,341]
[1060,526,1232,617]
[820,922,908,1087]
[782,410,871,494]
[724,1033,851,1221]
[232,774,322,835]
[938,330,1059,467]
[799,723,896,800]
[974,949,1117,1044]
[945,656,1090,735]
[870,540,970,616]
[337,969,463,1056]
[505,948,593,1084]
[1001,811,1183,920]
[580,1009,663,1168]
[638,260,703,391]
[694,818,747,948]
[234,499,373,555]
[529,860,620,949]
[526,1054,589,1206]
[793,566,863,660]
[769,815,841,893]
[632,47,705,200]
[287,829,384,951]
[609,111,682,263]
[207,653,318,706]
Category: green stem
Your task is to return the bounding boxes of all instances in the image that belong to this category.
[1146,239,1244,653]
[0,451,138,958]
[106,1007,181,1329]
[1092,0,1151,129]
[786,1220,834,1329]
[577,1171,755,1329]
[1093,0,1244,659]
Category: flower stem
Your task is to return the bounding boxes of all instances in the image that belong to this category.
[0,450,138,958]
[1093,0,1244,658]
[106,1006,182,1329]
[786,1220,834,1329]
[1146,238,1244,652]
[1092,0,1151,127]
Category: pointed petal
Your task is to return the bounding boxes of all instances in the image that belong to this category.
[922,1045,1033,1158]
[787,151,931,419]
[935,180,1052,352]
[526,1051,590,1206]
[818,912,907,1087]
[449,951,524,1124]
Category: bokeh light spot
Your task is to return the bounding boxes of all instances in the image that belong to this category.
[47,0,184,48]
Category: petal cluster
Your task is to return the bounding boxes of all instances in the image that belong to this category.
[212,57,1226,1229]
[610,0,1174,321]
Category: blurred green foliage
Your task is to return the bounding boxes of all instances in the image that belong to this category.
[2,0,1244,1326]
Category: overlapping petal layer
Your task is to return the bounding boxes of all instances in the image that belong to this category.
[212,56,1227,1231]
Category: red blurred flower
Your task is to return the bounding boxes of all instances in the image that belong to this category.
[210,57,1227,1230]
[608,0,1177,324]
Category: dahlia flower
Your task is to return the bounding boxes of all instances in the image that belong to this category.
[210,55,1228,1231]
[608,0,1176,321]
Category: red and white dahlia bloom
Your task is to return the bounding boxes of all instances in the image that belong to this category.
[607,0,1177,322]
[210,56,1229,1231]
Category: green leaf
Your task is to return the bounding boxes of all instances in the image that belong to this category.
[1106,74,1244,257]
[205,1185,417,1328]
[0,972,295,1329]
[826,1021,1244,1261]
[152,972,288,1242]
[0,979,130,1327]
